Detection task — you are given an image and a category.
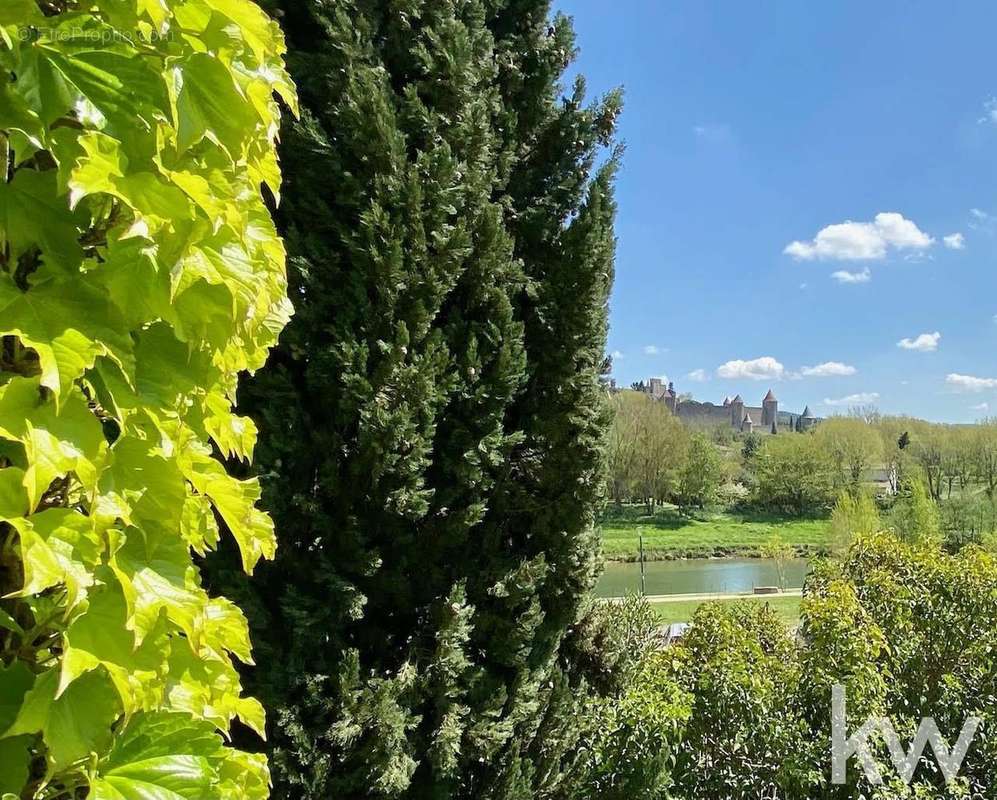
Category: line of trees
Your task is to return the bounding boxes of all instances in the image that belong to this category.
[607,390,997,528]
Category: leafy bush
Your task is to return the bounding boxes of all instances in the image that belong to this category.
[678,433,723,509]
[558,596,691,800]
[670,602,815,798]
[938,491,997,552]
[715,480,751,512]
[830,489,881,555]
[804,533,997,796]
[618,534,997,798]
[0,2,293,796]
[753,434,836,515]
[890,476,942,546]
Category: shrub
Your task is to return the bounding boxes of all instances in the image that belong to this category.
[890,476,942,546]
[618,534,997,798]
[670,602,814,798]
[678,433,723,509]
[715,480,751,512]
[753,434,836,515]
[560,597,691,800]
[830,489,881,556]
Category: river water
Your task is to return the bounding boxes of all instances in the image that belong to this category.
[595,557,810,597]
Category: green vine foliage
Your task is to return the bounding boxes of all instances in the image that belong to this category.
[0,1,295,797]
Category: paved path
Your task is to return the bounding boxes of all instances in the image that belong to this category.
[604,588,803,604]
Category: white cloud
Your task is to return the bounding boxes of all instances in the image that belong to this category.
[943,232,966,250]
[969,208,996,234]
[611,350,624,360]
[947,373,997,392]
[716,356,785,381]
[972,402,990,412]
[687,368,708,382]
[979,98,997,125]
[643,345,661,355]
[784,212,934,261]
[897,331,941,352]
[823,392,880,407]
[831,268,872,284]
[801,361,857,378]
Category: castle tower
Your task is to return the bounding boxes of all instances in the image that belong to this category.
[665,381,678,414]
[730,394,744,428]
[762,389,778,429]
[799,405,815,432]
[741,412,753,434]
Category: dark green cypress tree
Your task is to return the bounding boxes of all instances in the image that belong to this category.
[208,2,621,797]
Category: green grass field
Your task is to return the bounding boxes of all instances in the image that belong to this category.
[600,504,831,561]
[652,595,802,627]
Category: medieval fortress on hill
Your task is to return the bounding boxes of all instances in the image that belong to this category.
[643,378,818,434]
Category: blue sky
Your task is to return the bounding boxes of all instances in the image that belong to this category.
[557,0,997,422]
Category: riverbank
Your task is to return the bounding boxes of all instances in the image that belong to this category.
[600,504,831,561]
[651,594,801,626]
[596,557,809,597]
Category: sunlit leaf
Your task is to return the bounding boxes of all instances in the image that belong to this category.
[0,1,293,793]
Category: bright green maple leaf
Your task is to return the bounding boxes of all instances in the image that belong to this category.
[0,377,107,508]
[180,493,220,555]
[182,450,275,573]
[0,736,31,796]
[166,642,265,737]
[90,711,228,800]
[94,232,175,330]
[5,668,120,773]
[217,750,271,800]
[0,1,293,793]
[0,169,83,272]
[202,391,258,461]
[0,662,35,733]
[69,131,195,226]
[174,52,256,159]
[6,508,103,610]
[60,582,170,711]
[0,79,46,163]
[133,323,218,412]
[108,522,205,645]
[101,434,187,537]
[0,0,42,26]
[23,35,169,130]
[0,275,134,405]
[0,468,28,519]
